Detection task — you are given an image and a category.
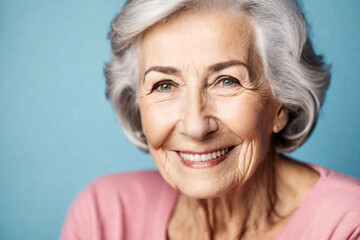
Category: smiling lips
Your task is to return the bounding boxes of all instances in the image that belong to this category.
[178,147,232,168]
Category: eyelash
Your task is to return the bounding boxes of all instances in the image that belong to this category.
[215,76,241,87]
[150,76,240,93]
[152,80,177,92]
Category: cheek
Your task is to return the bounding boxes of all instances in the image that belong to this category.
[215,94,267,139]
[139,99,180,149]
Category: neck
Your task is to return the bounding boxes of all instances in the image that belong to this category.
[168,151,280,239]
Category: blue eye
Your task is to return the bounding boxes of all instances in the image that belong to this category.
[159,83,172,91]
[152,80,176,92]
[223,78,235,86]
[218,77,240,87]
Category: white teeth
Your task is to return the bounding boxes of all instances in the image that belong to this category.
[180,148,230,162]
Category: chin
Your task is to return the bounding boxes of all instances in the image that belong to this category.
[179,186,222,199]
[176,177,237,199]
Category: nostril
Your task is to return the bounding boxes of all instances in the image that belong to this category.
[181,115,218,140]
[181,94,217,140]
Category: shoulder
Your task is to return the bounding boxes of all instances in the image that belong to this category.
[307,165,360,222]
[82,170,176,215]
[76,170,177,212]
[311,165,360,207]
[60,170,178,240]
[279,164,360,240]
[88,170,170,196]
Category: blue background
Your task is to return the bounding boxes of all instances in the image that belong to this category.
[0,0,359,239]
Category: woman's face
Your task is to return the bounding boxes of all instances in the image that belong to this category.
[138,11,280,198]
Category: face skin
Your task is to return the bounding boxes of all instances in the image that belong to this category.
[138,10,283,199]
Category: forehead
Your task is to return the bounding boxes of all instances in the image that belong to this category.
[140,10,254,69]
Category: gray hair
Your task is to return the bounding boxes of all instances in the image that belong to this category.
[105,0,331,152]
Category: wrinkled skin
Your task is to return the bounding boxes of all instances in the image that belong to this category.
[138,10,319,239]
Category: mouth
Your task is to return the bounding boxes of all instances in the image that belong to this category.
[177,147,234,169]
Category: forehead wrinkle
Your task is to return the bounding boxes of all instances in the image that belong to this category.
[140,10,259,87]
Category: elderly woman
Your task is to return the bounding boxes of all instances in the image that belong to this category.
[61,0,360,239]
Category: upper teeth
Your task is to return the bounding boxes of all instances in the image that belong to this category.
[180,148,229,162]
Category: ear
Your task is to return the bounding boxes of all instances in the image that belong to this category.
[273,105,289,133]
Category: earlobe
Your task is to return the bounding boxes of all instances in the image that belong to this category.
[273,105,289,133]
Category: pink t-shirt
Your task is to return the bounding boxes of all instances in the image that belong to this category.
[60,164,360,240]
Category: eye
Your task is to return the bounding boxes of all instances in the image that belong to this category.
[152,80,177,92]
[216,76,241,87]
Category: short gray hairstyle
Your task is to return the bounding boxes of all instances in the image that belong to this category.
[105,0,331,152]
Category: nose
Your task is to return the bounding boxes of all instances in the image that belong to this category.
[180,88,218,140]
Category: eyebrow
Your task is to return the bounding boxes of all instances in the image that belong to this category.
[207,60,248,73]
[143,60,248,82]
[144,66,180,78]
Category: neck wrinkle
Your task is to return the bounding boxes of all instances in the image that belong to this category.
[192,149,278,239]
